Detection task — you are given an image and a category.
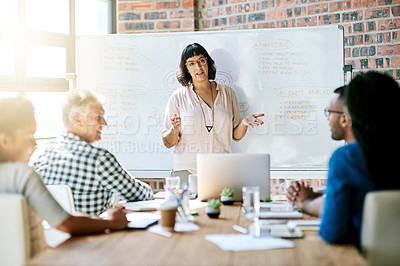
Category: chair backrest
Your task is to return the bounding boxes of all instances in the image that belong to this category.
[0,194,30,266]
[361,190,400,266]
[46,185,76,214]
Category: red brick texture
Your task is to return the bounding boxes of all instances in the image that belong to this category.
[118,0,195,33]
[118,0,400,81]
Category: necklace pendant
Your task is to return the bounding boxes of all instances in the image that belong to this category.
[206,126,213,132]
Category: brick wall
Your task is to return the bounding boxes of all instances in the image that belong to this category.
[199,0,400,80]
[118,0,196,32]
[138,177,166,192]
[118,0,400,81]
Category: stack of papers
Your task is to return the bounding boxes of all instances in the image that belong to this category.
[259,202,303,219]
[123,199,164,211]
[205,234,294,251]
[250,222,304,238]
[288,219,321,231]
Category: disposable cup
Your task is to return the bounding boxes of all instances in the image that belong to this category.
[159,202,178,231]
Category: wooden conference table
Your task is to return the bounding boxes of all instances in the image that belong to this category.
[29,202,366,266]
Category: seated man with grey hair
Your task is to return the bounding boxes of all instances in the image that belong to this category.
[32,90,153,216]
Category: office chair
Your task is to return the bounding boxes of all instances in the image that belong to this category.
[46,184,76,214]
[0,194,30,266]
[361,190,400,266]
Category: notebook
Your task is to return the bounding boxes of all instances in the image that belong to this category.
[258,202,303,219]
[122,200,163,211]
[197,153,270,202]
[125,212,160,229]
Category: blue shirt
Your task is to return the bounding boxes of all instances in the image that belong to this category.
[319,142,374,248]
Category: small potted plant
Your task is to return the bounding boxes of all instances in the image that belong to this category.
[206,199,221,218]
[220,188,235,205]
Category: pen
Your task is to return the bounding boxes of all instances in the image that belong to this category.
[233,224,248,234]
[110,189,121,208]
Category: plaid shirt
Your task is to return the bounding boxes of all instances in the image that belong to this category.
[32,131,153,216]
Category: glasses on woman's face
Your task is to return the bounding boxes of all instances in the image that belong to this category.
[185,57,207,69]
[324,107,344,118]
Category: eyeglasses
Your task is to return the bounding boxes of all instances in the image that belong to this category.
[324,107,344,118]
[185,57,207,69]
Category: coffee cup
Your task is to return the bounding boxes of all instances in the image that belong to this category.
[159,202,178,231]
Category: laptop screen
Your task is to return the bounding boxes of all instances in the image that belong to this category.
[197,153,270,202]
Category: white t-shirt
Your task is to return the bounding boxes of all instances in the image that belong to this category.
[163,83,242,173]
[0,162,70,257]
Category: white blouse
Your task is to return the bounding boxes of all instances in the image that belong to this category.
[163,82,242,173]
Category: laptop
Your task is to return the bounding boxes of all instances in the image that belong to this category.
[197,153,270,202]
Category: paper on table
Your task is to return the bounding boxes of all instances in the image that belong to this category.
[259,211,302,219]
[271,195,287,201]
[148,224,172,238]
[289,219,321,226]
[258,202,302,219]
[44,228,70,248]
[123,199,164,211]
[174,221,200,232]
[205,234,294,251]
[260,202,296,212]
[288,219,320,231]
[126,212,160,229]
[147,222,200,238]
[153,191,166,199]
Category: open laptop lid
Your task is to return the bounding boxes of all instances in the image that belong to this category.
[197,153,270,202]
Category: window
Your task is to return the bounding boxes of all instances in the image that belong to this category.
[0,0,114,138]
[75,0,115,34]
[0,0,75,92]
[0,0,75,138]
[26,91,67,139]
[25,0,70,34]
[0,41,15,76]
[0,1,18,27]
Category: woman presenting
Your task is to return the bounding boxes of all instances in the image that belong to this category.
[162,43,264,185]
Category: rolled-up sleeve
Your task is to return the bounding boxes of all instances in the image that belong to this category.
[230,89,242,129]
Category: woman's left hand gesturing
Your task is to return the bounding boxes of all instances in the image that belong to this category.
[242,113,265,128]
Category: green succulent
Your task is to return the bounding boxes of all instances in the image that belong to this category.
[207,199,222,209]
[220,187,235,197]
[264,196,272,202]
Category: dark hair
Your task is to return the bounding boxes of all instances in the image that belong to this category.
[346,71,400,189]
[0,97,35,135]
[334,85,346,96]
[176,43,217,87]
[333,85,346,106]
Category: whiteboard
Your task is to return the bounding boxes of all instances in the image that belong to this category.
[76,26,344,171]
